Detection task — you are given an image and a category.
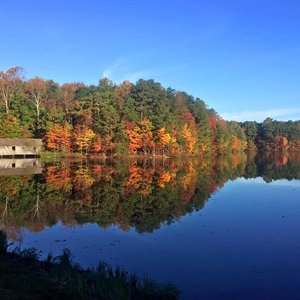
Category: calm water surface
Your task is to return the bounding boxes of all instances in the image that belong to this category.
[1,153,300,299]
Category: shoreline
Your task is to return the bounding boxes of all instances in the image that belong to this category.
[0,231,179,299]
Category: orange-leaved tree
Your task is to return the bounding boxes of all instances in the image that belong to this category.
[139,118,154,155]
[274,135,289,151]
[91,136,102,153]
[45,123,72,152]
[125,120,142,154]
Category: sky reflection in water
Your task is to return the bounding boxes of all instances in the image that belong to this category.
[1,152,300,299]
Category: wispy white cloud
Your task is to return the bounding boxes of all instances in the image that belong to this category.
[102,58,187,84]
[120,64,187,83]
[102,58,126,79]
[122,71,150,83]
[221,107,300,122]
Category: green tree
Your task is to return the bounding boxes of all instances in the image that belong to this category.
[0,114,30,138]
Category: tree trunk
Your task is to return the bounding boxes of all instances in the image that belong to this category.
[5,98,9,114]
[1,91,9,113]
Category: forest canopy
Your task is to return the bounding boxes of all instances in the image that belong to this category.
[0,66,299,155]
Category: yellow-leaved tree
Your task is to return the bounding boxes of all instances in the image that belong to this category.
[157,128,171,155]
[74,125,95,154]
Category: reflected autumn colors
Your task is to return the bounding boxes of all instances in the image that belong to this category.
[1,152,300,240]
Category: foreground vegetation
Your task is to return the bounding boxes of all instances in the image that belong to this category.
[0,231,179,300]
[1,67,299,157]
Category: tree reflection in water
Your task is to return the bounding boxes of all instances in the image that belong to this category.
[1,152,300,240]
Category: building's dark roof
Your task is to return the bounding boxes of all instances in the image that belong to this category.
[0,138,43,147]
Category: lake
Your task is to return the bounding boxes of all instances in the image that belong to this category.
[1,152,300,299]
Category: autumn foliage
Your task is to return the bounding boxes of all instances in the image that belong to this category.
[274,135,289,151]
[1,66,299,155]
[45,123,72,152]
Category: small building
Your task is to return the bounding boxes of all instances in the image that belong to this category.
[0,138,43,158]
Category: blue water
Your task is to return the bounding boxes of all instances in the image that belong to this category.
[14,177,300,299]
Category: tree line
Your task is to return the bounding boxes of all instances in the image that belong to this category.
[242,118,300,151]
[0,67,299,155]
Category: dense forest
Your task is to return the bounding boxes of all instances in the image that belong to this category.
[0,67,299,155]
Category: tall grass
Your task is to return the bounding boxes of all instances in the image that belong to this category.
[0,230,7,255]
[0,230,179,299]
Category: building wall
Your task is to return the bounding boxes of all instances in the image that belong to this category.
[0,158,41,169]
[0,145,41,156]
[0,159,42,176]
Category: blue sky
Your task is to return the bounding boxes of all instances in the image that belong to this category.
[1,0,299,122]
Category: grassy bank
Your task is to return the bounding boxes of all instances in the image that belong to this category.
[39,150,208,161]
[39,151,89,161]
[0,231,179,300]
